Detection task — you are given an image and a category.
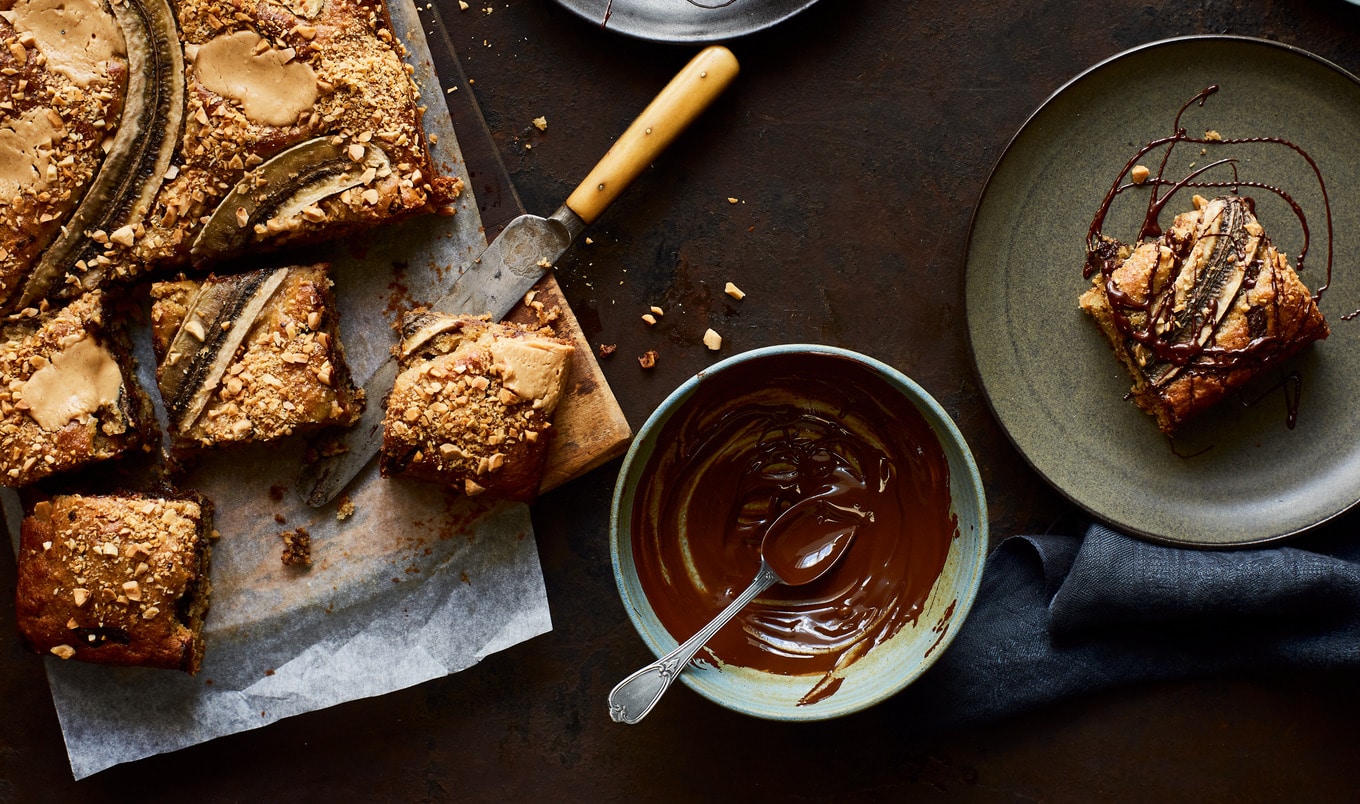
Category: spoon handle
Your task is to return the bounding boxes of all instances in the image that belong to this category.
[608,562,779,725]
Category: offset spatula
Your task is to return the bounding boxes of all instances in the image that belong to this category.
[297,45,740,507]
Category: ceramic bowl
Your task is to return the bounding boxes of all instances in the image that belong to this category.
[610,344,989,721]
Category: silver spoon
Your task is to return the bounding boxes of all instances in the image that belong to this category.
[608,498,865,724]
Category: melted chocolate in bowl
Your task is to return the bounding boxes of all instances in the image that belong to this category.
[630,352,959,706]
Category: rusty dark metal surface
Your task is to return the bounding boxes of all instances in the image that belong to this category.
[4,0,1360,799]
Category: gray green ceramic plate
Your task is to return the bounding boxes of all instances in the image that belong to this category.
[551,0,820,43]
[966,36,1360,547]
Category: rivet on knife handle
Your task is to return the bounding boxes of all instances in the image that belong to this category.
[565,45,739,225]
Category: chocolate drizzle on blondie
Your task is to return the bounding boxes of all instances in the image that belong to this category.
[1080,87,1333,434]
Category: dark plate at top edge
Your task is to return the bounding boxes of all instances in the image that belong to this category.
[549,0,821,43]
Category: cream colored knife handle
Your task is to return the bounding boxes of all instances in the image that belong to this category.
[565,46,739,225]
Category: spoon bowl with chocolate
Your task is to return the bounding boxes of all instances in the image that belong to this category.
[609,345,989,721]
[608,498,865,724]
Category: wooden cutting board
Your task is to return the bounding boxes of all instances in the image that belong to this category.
[422,19,632,493]
[513,272,632,493]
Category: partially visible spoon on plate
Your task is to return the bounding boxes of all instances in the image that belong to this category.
[607,497,869,724]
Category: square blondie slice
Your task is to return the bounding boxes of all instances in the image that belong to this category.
[3,0,462,312]
[0,290,153,486]
[381,312,573,502]
[150,263,363,451]
[0,0,129,311]
[1081,195,1329,434]
[15,491,214,673]
[155,0,463,270]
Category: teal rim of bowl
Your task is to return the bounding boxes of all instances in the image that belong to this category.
[609,343,989,722]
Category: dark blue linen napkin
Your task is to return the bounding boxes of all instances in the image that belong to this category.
[899,522,1360,729]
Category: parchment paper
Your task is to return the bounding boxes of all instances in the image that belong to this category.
[1,1,552,780]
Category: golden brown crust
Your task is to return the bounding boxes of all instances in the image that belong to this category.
[0,291,150,486]
[15,492,213,673]
[380,313,573,502]
[127,0,461,271]
[150,263,363,450]
[0,1,128,308]
[1081,197,1329,433]
[2,0,461,309]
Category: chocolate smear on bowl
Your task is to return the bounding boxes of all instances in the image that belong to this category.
[631,352,957,706]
